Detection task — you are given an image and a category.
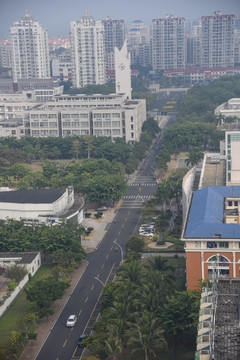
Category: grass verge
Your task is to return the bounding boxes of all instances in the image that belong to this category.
[0,265,53,351]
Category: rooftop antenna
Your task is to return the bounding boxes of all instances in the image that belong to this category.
[25,9,31,17]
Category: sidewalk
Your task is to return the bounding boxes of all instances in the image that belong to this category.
[19,206,118,360]
[81,206,117,252]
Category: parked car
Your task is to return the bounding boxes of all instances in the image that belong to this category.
[66,315,77,327]
[78,334,87,347]
[95,206,107,211]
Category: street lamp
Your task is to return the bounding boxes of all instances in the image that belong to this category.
[94,277,105,287]
[114,240,124,264]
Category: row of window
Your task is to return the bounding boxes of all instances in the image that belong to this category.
[93,121,120,127]
[195,241,230,248]
[93,129,120,135]
[93,113,120,118]
[62,113,88,119]
[31,114,57,119]
[31,129,90,136]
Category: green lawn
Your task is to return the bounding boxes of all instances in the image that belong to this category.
[0,265,53,350]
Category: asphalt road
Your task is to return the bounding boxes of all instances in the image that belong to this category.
[35,107,179,360]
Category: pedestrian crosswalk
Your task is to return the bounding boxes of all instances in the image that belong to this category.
[128,176,157,187]
[123,195,153,200]
[121,195,154,209]
[128,182,156,187]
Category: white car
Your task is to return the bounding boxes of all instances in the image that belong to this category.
[66,315,77,327]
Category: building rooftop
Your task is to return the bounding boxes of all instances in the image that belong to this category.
[212,279,240,360]
[0,252,39,264]
[185,186,240,239]
[200,156,225,188]
[0,189,65,204]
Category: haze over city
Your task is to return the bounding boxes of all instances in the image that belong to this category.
[0,0,239,36]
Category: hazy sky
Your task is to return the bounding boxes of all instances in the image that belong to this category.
[0,0,239,37]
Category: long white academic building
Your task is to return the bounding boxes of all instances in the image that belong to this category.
[0,41,146,142]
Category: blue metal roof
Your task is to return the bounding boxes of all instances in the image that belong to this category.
[185,186,240,239]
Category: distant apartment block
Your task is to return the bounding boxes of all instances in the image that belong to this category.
[152,14,186,71]
[102,18,125,71]
[127,20,151,66]
[201,11,235,68]
[70,13,106,88]
[0,39,11,68]
[48,38,70,52]
[9,10,50,82]
[52,58,72,81]
[164,66,240,84]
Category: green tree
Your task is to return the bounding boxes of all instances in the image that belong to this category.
[155,178,172,211]
[126,235,145,253]
[72,139,82,160]
[185,147,204,167]
[161,291,200,358]
[25,277,69,318]
[127,311,167,360]
[5,264,28,283]
[147,256,174,273]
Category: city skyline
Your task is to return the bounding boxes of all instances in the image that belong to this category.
[0,0,239,37]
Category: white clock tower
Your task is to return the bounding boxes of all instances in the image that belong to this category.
[114,40,132,100]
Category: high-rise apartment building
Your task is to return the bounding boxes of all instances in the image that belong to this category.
[0,40,11,68]
[152,15,186,71]
[70,13,106,88]
[201,11,235,68]
[186,23,202,67]
[9,10,50,82]
[102,18,125,71]
[127,20,151,66]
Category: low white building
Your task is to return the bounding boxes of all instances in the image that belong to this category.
[215,98,240,121]
[0,187,84,224]
[0,252,41,277]
[52,58,72,82]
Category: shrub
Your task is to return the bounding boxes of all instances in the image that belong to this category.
[94,211,103,219]
[126,236,145,253]
[157,240,165,246]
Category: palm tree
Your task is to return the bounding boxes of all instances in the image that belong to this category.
[127,311,167,360]
[155,179,172,211]
[147,256,174,273]
[105,337,122,360]
[117,260,142,285]
[185,147,204,167]
[82,135,94,159]
[72,139,81,160]
[107,299,132,346]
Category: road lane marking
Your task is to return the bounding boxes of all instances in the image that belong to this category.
[63,340,67,348]
[110,246,113,251]
[91,284,94,291]
[78,309,82,316]
[118,231,121,235]
[71,262,116,359]
[106,254,109,260]
[85,296,88,303]
[101,264,104,269]
[125,217,127,222]
[121,224,124,228]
